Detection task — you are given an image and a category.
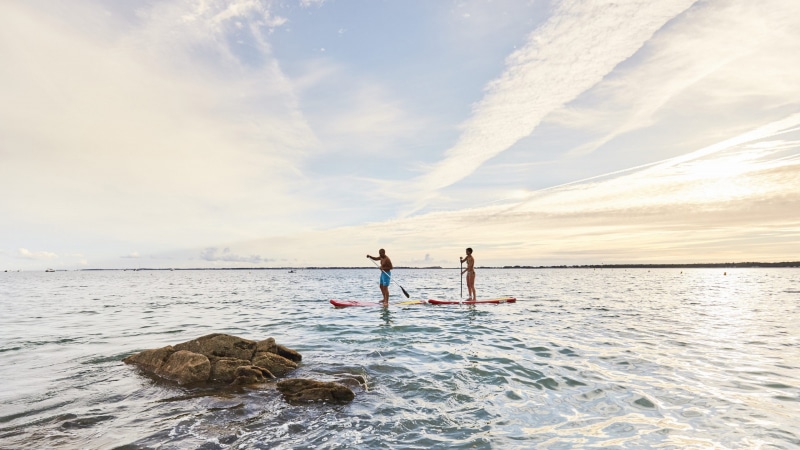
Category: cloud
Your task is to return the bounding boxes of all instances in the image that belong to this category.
[0,1,317,247]
[403,252,448,266]
[299,0,327,7]
[199,247,269,264]
[16,248,59,260]
[121,252,141,259]
[132,0,288,65]
[230,114,800,267]
[413,0,698,197]
[3,1,798,270]
[553,0,800,157]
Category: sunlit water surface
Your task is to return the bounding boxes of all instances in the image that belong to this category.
[1,268,798,449]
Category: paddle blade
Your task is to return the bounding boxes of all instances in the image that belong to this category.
[400,286,410,298]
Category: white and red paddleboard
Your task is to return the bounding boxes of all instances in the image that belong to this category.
[330,299,428,307]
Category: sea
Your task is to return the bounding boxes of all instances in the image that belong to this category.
[0,268,798,449]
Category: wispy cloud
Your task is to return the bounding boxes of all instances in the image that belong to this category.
[231,113,800,267]
[413,0,698,197]
[555,0,800,157]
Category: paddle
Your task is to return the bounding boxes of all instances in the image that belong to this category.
[369,258,410,298]
[460,258,463,299]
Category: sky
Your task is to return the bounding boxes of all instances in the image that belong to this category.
[1,0,799,270]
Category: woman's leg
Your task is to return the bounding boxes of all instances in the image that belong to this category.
[467,273,476,300]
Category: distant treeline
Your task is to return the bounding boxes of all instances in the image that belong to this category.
[501,262,800,269]
[77,262,800,271]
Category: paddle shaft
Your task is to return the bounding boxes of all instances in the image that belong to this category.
[369,259,410,298]
[460,259,463,299]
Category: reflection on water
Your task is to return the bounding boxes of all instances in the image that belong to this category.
[0,268,798,449]
[380,306,393,327]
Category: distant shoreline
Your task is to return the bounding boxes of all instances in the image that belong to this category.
[69,261,800,271]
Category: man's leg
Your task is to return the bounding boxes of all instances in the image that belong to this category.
[381,285,389,303]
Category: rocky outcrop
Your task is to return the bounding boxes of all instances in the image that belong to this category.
[124,333,362,404]
[123,333,297,385]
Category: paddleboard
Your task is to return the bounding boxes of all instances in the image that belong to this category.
[397,299,428,305]
[428,297,516,305]
[330,299,428,307]
[330,299,383,307]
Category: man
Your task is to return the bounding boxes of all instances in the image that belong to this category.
[367,249,393,305]
[460,248,476,301]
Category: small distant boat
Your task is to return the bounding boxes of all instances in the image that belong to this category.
[45,268,55,272]
[288,270,296,273]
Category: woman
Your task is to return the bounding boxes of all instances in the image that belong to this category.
[460,248,476,301]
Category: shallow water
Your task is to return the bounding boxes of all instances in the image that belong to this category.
[1,268,798,449]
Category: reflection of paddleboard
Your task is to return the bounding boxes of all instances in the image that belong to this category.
[330,299,428,307]
[428,297,516,305]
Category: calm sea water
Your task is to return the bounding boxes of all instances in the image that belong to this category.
[1,268,798,449]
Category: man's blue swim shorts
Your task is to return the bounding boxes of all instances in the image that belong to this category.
[380,271,391,287]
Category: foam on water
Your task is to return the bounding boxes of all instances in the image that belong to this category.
[1,268,799,449]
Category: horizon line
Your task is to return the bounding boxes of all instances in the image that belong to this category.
[14,261,799,272]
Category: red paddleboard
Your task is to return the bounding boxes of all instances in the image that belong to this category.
[330,299,383,307]
[428,297,516,305]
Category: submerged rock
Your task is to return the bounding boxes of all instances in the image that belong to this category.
[277,378,356,404]
[333,374,368,391]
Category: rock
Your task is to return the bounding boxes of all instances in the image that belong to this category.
[210,358,254,383]
[123,334,299,386]
[334,374,368,391]
[276,344,302,362]
[122,345,175,372]
[277,379,355,404]
[173,333,256,361]
[255,338,277,354]
[232,366,274,385]
[156,350,211,385]
[252,352,297,377]
[124,335,356,405]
